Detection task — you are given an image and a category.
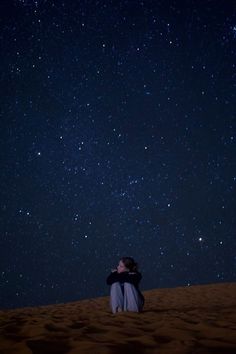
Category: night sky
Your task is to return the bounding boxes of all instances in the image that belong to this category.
[1,0,236,310]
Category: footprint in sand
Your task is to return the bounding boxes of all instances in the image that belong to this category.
[44,322,70,332]
[26,338,71,354]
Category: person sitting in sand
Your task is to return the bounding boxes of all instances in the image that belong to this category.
[106,256,145,314]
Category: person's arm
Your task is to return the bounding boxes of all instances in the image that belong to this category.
[106,271,142,286]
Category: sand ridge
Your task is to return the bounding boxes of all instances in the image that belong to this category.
[0,282,236,353]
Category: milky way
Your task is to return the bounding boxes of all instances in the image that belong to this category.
[1,0,236,309]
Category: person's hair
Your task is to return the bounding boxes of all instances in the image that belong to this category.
[120,256,139,272]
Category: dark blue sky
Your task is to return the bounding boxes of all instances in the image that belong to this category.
[1,0,236,310]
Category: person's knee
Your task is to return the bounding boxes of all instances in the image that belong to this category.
[123,282,135,288]
[111,281,121,287]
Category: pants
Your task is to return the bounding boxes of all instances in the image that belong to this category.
[109,281,144,314]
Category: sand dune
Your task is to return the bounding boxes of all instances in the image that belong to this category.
[0,282,236,353]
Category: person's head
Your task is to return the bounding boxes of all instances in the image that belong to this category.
[117,256,139,273]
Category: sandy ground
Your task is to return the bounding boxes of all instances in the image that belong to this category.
[0,282,236,354]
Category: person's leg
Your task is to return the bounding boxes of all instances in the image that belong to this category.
[123,282,144,312]
[110,282,124,314]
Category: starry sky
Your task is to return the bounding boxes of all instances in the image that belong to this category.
[1,0,236,310]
